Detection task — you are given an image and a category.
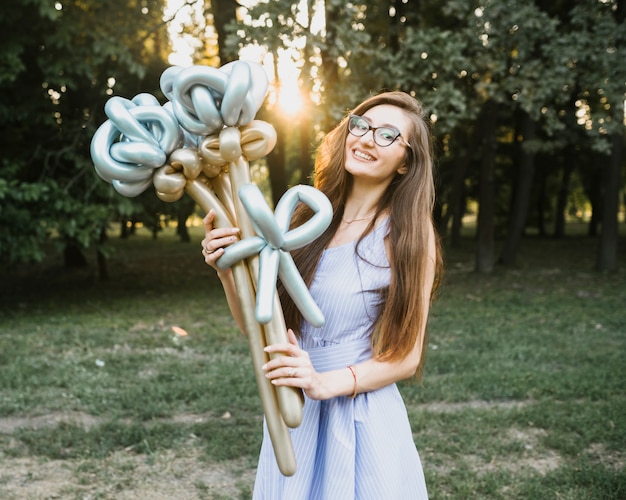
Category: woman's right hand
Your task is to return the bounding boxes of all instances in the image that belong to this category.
[201,209,240,272]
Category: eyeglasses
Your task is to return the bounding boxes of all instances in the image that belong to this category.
[347,114,410,148]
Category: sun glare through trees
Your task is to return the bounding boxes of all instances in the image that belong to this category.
[165,0,311,119]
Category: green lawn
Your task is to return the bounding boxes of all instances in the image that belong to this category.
[0,224,624,499]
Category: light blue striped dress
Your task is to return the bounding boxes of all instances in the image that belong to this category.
[253,219,428,499]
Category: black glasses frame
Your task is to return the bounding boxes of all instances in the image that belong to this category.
[347,114,410,148]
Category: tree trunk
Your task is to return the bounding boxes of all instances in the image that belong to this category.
[297,54,315,185]
[297,0,316,185]
[265,54,288,206]
[554,153,576,238]
[450,186,467,248]
[442,129,472,247]
[320,0,341,126]
[298,116,313,185]
[120,218,130,239]
[475,100,498,274]
[500,111,537,266]
[585,160,603,237]
[535,159,548,237]
[595,101,624,271]
[177,214,190,242]
[176,197,195,242]
[97,226,109,281]
[554,95,581,238]
[211,0,238,64]
[267,128,288,206]
[63,240,88,268]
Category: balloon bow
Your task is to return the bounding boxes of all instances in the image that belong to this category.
[89,60,333,477]
[218,183,332,326]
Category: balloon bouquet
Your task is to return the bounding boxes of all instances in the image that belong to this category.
[90,60,333,476]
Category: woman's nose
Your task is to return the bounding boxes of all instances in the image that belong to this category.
[359,129,376,145]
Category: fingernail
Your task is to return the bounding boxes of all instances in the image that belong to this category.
[261,363,267,370]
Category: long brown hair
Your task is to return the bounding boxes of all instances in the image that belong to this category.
[279,91,443,377]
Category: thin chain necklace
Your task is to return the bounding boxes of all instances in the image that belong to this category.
[341,213,376,224]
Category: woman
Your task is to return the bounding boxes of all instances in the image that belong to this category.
[202,91,442,499]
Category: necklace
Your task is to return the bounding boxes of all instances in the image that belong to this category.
[341,213,375,224]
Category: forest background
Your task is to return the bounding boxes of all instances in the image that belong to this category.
[0,1,625,498]
[0,0,624,273]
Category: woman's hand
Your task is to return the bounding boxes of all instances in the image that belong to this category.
[201,210,240,272]
[200,210,246,331]
[262,329,333,401]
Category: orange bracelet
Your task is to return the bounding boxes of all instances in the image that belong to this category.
[347,365,358,398]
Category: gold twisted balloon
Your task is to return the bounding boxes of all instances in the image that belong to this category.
[152,119,301,477]
[199,121,305,428]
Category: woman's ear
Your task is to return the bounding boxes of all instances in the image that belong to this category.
[397,164,408,175]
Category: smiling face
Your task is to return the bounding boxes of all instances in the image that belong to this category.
[344,104,411,187]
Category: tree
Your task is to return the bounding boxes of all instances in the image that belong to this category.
[227,0,373,199]
[569,0,626,271]
[388,0,624,271]
[544,0,625,270]
[210,0,239,64]
[208,0,624,272]
[495,1,567,265]
[387,8,484,245]
[0,0,172,271]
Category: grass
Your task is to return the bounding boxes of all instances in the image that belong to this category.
[0,222,624,499]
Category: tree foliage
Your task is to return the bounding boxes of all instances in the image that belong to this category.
[228,0,624,271]
[0,0,172,266]
[1,0,623,272]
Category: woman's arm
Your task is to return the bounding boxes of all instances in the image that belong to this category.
[201,210,245,332]
[263,223,438,400]
[263,322,428,401]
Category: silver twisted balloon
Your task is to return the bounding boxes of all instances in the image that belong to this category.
[91,61,269,197]
[160,61,269,136]
[217,184,332,327]
[90,94,183,197]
